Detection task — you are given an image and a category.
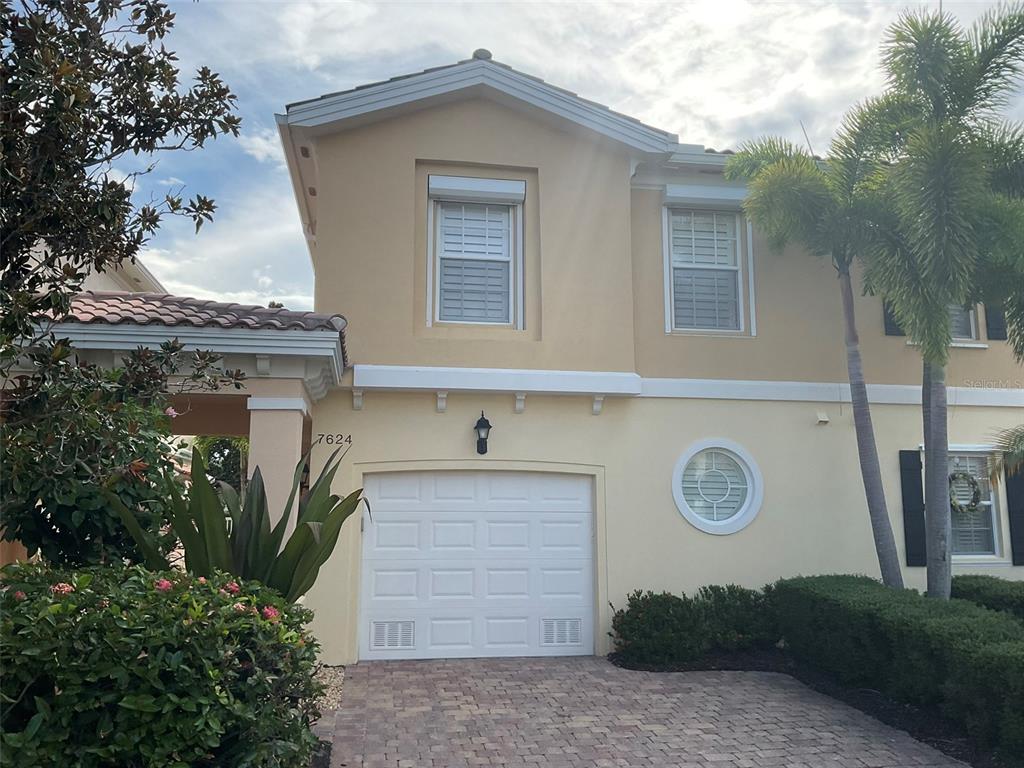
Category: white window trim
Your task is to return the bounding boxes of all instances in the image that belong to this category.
[662,207,749,334]
[426,191,525,330]
[671,438,764,535]
[428,174,525,204]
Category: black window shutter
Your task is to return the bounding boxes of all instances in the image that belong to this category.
[884,301,906,336]
[1006,471,1024,566]
[899,450,926,566]
[985,305,1008,341]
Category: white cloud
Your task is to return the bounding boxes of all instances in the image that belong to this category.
[237,127,285,165]
[139,186,312,310]
[141,0,1022,309]
[158,176,186,187]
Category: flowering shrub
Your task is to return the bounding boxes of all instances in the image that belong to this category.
[1,563,323,767]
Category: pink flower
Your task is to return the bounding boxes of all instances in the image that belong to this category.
[164,406,179,418]
[224,581,240,595]
[154,578,173,592]
[197,577,207,585]
[50,583,74,596]
[13,591,26,602]
[261,605,281,622]
[218,588,228,596]
[232,602,248,613]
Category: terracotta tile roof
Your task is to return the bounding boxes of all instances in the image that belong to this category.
[67,291,349,365]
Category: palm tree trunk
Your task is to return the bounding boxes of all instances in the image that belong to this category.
[839,271,904,588]
[924,360,952,599]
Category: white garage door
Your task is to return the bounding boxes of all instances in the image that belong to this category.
[359,471,594,660]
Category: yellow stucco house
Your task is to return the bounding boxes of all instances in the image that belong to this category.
[59,51,1023,665]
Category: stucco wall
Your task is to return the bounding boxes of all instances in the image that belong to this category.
[304,390,1022,664]
[311,97,637,372]
[630,185,1024,386]
[308,94,1020,388]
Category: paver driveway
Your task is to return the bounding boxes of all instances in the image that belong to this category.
[322,657,964,768]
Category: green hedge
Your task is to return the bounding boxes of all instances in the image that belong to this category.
[611,584,776,666]
[1,563,323,768]
[952,575,1024,621]
[773,575,1024,760]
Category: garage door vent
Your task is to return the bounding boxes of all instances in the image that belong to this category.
[541,618,582,647]
[371,620,415,650]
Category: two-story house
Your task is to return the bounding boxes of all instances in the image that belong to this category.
[269,50,1024,665]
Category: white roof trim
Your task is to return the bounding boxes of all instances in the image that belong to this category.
[664,184,746,209]
[353,364,642,396]
[248,397,310,415]
[282,59,677,153]
[668,148,731,167]
[348,365,1023,407]
[51,322,346,400]
[429,174,526,203]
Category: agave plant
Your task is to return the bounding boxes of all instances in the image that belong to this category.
[110,447,364,602]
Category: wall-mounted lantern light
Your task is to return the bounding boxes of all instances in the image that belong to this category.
[474,411,492,455]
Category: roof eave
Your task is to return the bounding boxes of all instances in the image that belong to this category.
[275,114,317,266]
[281,59,678,154]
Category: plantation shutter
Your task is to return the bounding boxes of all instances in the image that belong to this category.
[437,202,512,323]
[672,270,739,330]
[948,305,975,340]
[669,210,740,331]
[899,450,926,567]
[883,301,905,336]
[985,305,1008,341]
[1006,471,1024,566]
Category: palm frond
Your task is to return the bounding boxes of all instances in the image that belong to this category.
[742,158,835,257]
[889,122,985,293]
[976,121,1024,197]
[958,2,1024,119]
[882,9,969,119]
[1005,276,1024,362]
[723,137,813,181]
[990,424,1024,480]
[829,93,923,199]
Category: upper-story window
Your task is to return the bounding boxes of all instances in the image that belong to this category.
[948,304,979,341]
[667,210,743,332]
[428,175,525,328]
[884,301,987,343]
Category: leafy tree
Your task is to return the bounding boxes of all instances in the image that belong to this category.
[853,6,1024,598]
[0,0,241,371]
[0,1,244,564]
[724,124,906,588]
[193,435,249,493]
[0,339,244,566]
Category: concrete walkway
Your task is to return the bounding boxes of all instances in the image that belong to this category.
[320,657,964,767]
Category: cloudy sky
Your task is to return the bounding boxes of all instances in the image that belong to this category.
[131,0,1023,310]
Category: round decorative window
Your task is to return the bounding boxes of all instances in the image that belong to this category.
[672,439,763,535]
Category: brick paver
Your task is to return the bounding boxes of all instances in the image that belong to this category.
[322,657,964,767]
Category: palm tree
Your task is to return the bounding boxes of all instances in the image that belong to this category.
[853,6,1024,598]
[991,425,1024,481]
[724,122,906,589]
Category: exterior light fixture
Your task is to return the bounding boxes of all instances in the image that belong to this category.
[474,411,492,455]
